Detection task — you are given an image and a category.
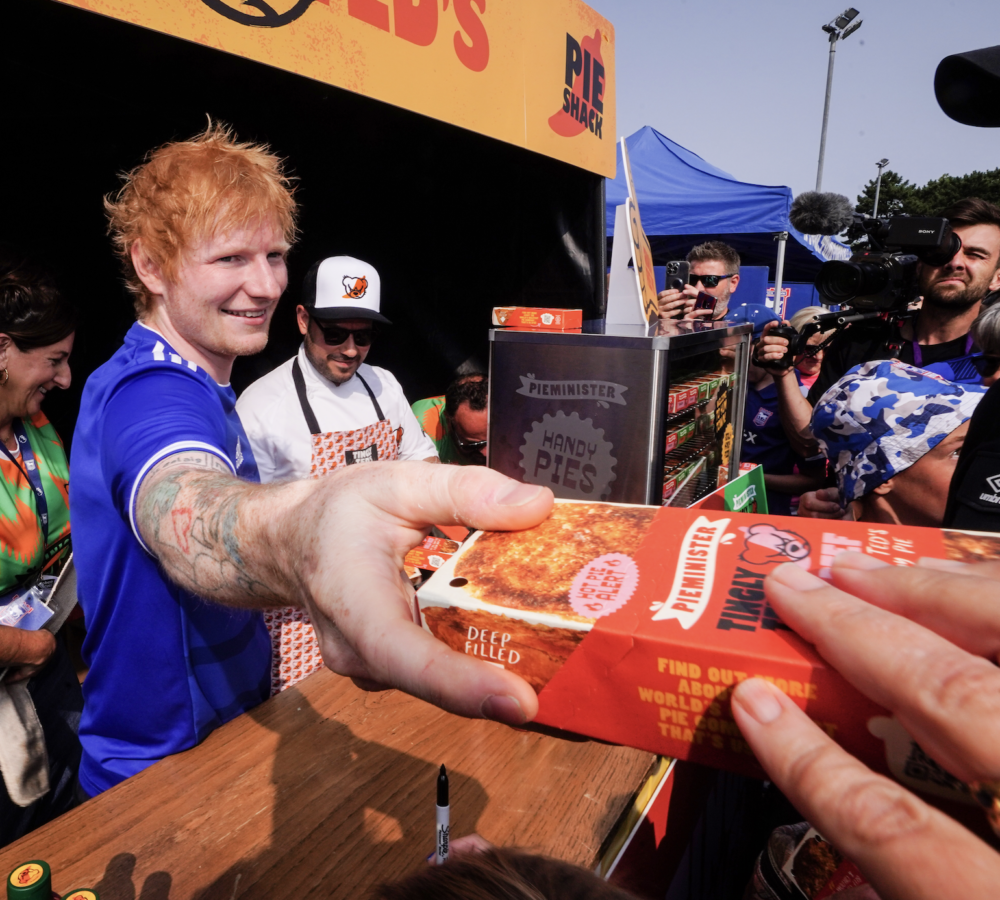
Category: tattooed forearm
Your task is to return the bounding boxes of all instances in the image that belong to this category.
[136,451,297,608]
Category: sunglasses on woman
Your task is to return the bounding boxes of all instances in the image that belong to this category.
[312,319,376,347]
[688,273,736,289]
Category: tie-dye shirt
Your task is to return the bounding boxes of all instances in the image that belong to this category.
[0,412,71,593]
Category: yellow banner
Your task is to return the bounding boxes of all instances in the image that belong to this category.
[58,0,615,177]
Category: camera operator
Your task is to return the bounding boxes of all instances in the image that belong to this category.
[745,309,838,508]
[804,197,1000,404]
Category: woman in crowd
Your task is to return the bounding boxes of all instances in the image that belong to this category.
[0,252,79,846]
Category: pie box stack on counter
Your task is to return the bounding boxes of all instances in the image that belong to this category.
[491,307,583,330]
[416,500,1000,806]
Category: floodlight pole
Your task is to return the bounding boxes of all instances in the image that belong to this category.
[815,30,839,192]
[815,10,861,192]
[873,158,889,218]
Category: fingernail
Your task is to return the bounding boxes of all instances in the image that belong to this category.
[768,562,826,591]
[832,551,889,570]
[916,556,972,572]
[733,678,783,724]
[481,694,527,725]
[494,482,544,507]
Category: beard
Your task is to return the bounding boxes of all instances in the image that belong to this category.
[921,267,993,311]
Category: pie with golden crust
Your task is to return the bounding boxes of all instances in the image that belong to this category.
[452,502,657,623]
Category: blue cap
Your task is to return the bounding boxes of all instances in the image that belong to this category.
[811,359,986,501]
[726,303,780,337]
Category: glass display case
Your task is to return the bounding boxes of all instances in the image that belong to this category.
[488,320,752,507]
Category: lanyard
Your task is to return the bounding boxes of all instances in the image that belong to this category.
[291,358,385,436]
[911,333,975,368]
[0,420,49,548]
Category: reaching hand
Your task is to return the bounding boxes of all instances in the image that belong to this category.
[294,462,554,726]
[732,553,1000,900]
[797,487,849,519]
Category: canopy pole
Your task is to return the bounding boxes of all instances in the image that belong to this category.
[772,231,788,318]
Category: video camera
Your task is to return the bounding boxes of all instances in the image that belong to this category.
[815,214,961,311]
[764,214,961,369]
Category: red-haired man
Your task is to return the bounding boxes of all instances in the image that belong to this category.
[70,124,551,796]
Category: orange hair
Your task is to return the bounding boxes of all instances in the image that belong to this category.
[105,121,298,316]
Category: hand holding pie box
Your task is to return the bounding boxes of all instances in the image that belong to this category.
[417,500,1000,806]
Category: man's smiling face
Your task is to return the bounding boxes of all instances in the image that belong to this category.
[156,218,289,372]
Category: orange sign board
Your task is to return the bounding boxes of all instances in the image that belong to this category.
[56,0,616,177]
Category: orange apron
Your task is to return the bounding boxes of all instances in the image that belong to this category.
[263,360,400,694]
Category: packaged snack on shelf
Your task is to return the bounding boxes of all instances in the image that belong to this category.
[492,307,582,329]
[664,419,697,454]
[666,384,699,415]
[416,499,998,804]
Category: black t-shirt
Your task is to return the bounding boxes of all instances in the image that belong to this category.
[944,380,1000,532]
[807,317,976,404]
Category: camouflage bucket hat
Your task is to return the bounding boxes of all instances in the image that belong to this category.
[810,359,986,501]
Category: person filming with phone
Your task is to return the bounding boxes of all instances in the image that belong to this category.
[657,240,777,336]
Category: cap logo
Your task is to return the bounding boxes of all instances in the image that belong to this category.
[342,276,368,300]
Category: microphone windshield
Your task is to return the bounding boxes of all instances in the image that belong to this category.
[790,192,855,235]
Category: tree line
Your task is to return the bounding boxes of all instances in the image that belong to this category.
[855,167,1000,219]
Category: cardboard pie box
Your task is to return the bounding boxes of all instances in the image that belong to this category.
[404,535,461,572]
[491,307,583,330]
[417,500,1000,805]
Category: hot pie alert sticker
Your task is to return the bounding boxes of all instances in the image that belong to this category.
[568,553,639,618]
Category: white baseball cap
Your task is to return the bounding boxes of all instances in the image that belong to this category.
[301,255,392,324]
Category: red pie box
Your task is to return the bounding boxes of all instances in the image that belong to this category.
[492,307,583,330]
[417,500,998,808]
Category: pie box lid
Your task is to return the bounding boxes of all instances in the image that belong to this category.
[417,500,1000,808]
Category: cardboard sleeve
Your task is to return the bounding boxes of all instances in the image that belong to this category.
[417,501,1000,807]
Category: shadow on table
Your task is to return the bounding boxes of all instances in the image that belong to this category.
[188,681,489,899]
[93,853,170,900]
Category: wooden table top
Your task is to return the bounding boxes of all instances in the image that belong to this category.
[1,669,654,899]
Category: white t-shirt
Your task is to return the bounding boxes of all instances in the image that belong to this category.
[236,344,437,483]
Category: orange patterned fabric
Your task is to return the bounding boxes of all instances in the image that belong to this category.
[266,419,400,694]
[310,419,398,474]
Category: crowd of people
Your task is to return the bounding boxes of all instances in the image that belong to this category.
[1,122,999,899]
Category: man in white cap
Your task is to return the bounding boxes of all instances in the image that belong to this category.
[238,255,438,484]
[237,255,438,692]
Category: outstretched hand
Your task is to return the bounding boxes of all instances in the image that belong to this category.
[732,553,1000,900]
[296,462,554,726]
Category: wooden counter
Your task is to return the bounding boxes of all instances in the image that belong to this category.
[0,669,654,899]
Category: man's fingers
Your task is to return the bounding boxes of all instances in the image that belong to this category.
[831,553,1000,660]
[765,563,1000,781]
[340,462,554,538]
[345,611,538,724]
[732,678,1000,900]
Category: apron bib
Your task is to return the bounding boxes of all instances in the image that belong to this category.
[265,360,401,695]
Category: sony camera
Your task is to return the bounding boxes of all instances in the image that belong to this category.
[814,215,961,311]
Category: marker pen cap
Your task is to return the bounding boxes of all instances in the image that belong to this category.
[62,890,100,900]
[7,861,52,900]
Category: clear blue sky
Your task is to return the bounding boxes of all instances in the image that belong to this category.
[587,0,999,203]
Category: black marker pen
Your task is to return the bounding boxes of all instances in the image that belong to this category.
[436,764,450,865]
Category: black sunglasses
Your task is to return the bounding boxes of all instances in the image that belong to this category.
[453,433,487,453]
[688,273,736,288]
[312,319,376,347]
